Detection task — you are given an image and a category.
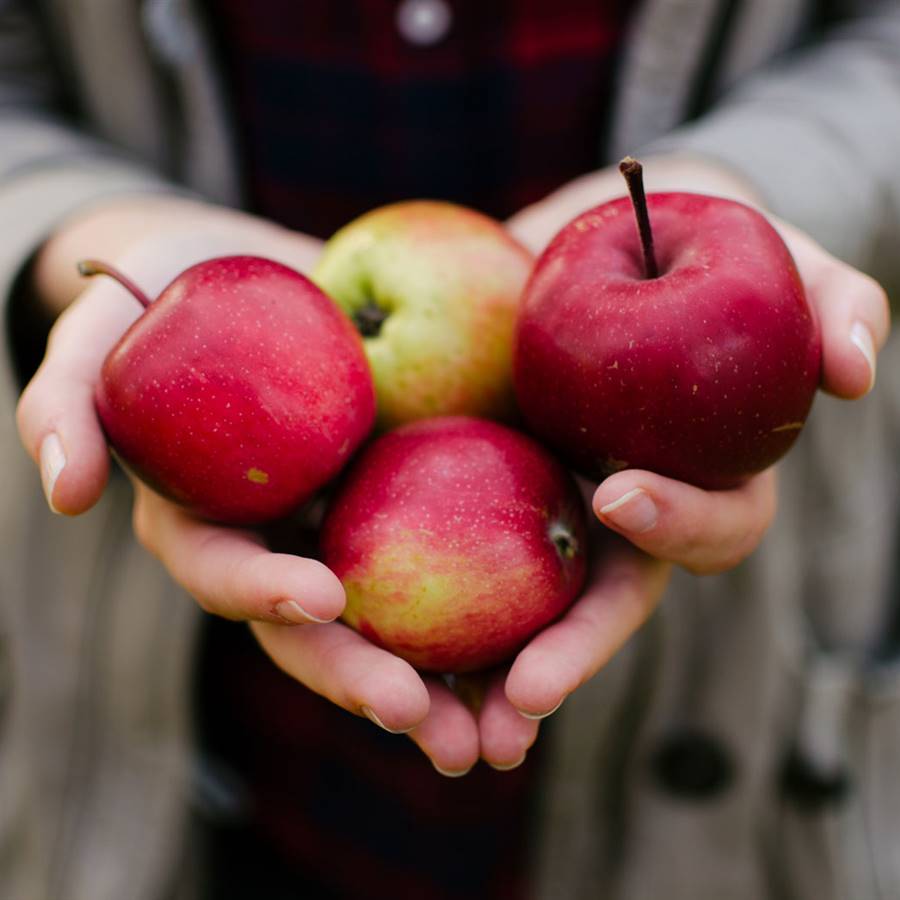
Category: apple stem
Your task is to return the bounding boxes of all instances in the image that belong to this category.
[618,157,659,279]
[77,259,152,308]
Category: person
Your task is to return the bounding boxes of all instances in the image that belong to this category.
[1,1,896,897]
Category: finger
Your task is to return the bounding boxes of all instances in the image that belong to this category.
[406,678,481,777]
[506,545,669,718]
[782,225,890,399]
[16,281,142,514]
[251,620,431,734]
[812,264,888,399]
[478,673,540,771]
[133,483,346,625]
[592,468,777,575]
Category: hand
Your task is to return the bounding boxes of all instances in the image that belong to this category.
[462,528,670,773]
[17,194,323,514]
[508,154,891,574]
[16,199,355,625]
[460,155,893,770]
[253,464,760,776]
[112,470,669,780]
[14,194,433,764]
[252,520,669,777]
[15,201,351,613]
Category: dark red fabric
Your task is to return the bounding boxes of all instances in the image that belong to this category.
[197,618,543,900]
[196,2,634,896]
[204,0,634,238]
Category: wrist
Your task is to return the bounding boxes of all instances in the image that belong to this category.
[32,195,322,317]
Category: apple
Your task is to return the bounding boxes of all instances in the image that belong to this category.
[84,255,376,524]
[514,158,822,490]
[320,417,588,674]
[313,201,533,431]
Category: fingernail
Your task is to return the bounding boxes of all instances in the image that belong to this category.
[598,487,657,534]
[518,696,565,721]
[361,705,414,735]
[40,433,66,514]
[850,321,876,393]
[273,599,333,625]
[432,761,474,778]
[489,753,527,772]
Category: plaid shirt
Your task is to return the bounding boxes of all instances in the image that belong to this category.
[198,2,632,897]
[204,0,633,238]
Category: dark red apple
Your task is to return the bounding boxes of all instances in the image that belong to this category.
[320,417,588,674]
[87,255,376,524]
[514,159,821,490]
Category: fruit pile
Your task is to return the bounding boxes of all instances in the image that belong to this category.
[85,160,820,674]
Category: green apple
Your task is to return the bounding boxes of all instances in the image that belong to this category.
[313,201,534,430]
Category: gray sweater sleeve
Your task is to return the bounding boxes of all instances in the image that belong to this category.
[645,1,900,293]
[0,3,177,311]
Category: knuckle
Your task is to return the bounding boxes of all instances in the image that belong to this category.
[864,279,891,339]
[195,535,260,620]
[378,654,414,683]
[218,550,260,611]
[14,377,47,447]
[680,531,738,575]
[233,549,268,590]
[807,254,843,295]
[367,655,418,698]
[191,591,218,616]
[858,269,887,304]
[686,527,757,576]
[14,389,34,443]
[684,476,776,575]
[677,532,718,575]
[684,557,727,577]
[836,265,890,337]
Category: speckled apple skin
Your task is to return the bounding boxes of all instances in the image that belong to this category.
[96,256,376,525]
[313,201,533,431]
[320,417,588,674]
[514,194,822,490]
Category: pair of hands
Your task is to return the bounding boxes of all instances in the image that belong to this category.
[16,157,890,776]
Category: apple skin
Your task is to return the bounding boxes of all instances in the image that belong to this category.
[514,194,822,490]
[96,256,376,525]
[320,417,588,674]
[313,201,534,431]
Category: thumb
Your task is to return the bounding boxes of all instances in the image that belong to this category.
[593,467,777,575]
[16,276,144,514]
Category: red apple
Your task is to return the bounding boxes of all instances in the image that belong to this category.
[320,417,588,674]
[87,256,376,524]
[313,201,533,430]
[514,159,821,490]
